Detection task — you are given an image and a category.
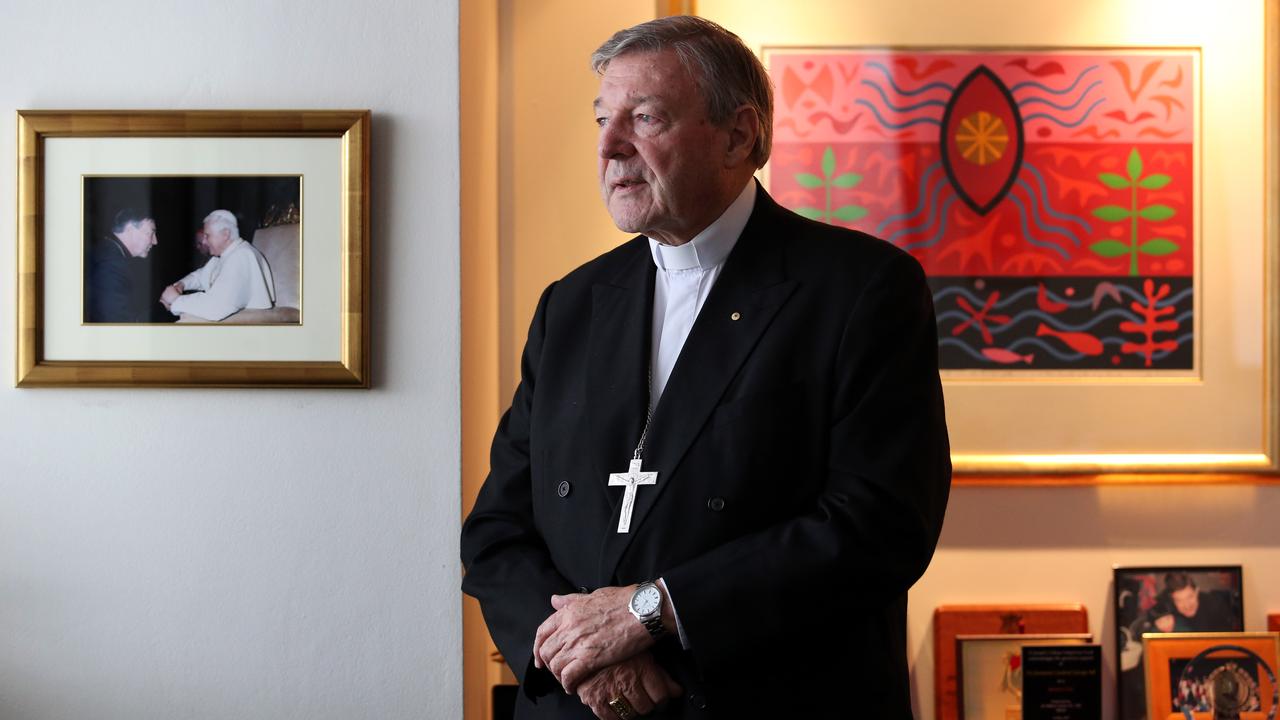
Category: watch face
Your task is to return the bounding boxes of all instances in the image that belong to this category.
[632,585,661,615]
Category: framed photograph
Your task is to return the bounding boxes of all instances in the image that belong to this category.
[956,633,1092,720]
[1114,566,1245,720]
[16,110,370,387]
[1143,632,1280,719]
[934,604,1090,720]
[757,1,1279,480]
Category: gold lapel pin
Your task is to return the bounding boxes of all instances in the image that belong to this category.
[730,312,741,321]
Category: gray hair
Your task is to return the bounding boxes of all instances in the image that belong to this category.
[591,15,773,168]
[203,209,241,240]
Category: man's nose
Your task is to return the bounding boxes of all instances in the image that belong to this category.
[598,123,634,159]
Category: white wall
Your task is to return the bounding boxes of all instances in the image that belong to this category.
[0,2,461,719]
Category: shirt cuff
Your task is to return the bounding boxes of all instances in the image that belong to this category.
[655,577,690,650]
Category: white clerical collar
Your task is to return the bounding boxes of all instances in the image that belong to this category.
[647,180,756,271]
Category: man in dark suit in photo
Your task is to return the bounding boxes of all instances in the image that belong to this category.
[461,15,951,719]
[86,207,160,323]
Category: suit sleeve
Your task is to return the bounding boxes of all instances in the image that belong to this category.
[659,251,951,673]
[460,282,576,696]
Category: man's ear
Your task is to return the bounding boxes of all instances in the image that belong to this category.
[723,105,759,168]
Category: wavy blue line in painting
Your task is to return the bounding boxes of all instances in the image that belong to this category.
[1013,179,1083,246]
[931,285,1039,309]
[884,171,950,241]
[899,197,959,252]
[1117,285,1194,308]
[1023,97,1106,128]
[865,61,956,97]
[937,338,994,362]
[931,284,1194,313]
[1153,333,1196,360]
[1017,80,1102,111]
[860,79,948,114]
[994,309,1146,335]
[855,99,943,129]
[1006,337,1085,362]
[1010,65,1099,95]
[876,162,944,234]
[1009,194,1072,259]
[1021,163,1093,232]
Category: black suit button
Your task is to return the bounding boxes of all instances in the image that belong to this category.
[688,693,708,710]
[557,481,571,498]
[707,497,726,511]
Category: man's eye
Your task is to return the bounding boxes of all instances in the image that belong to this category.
[636,114,655,123]
[595,117,607,127]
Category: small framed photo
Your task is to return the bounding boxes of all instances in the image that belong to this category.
[16,110,370,388]
[1113,566,1245,720]
[934,604,1090,720]
[956,633,1092,720]
[1143,632,1280,719]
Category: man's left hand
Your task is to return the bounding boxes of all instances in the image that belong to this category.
[533,585,653,693]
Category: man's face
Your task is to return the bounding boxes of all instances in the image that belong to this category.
[595,50,734,245]
[1171,585,1200,618]
[201,222,232,256]
[118,219,158,258]
[195,229,212,256]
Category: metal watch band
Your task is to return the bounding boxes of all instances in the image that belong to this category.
[640,614,665,639]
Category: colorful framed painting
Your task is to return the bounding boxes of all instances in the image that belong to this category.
[933,604,1090,720]
[1114,566,1245,720]
[760,2,1279,478]
[16,110,370,388]
[1143,632,1280,720]
[956,633,1092,720]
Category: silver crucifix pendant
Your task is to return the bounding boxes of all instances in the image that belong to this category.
[607,458,658,533]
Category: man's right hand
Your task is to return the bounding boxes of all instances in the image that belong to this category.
[575,652,682,719]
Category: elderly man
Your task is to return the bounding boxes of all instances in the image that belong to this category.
[87,207,159,323]
[461,16,950,719]
[160,209,275,321]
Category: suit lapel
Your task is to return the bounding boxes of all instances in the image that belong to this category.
[586,241,655,515]
[598,193,799,582]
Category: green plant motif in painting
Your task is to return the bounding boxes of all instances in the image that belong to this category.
[794,146,867,225]
[1090,147,1179,277]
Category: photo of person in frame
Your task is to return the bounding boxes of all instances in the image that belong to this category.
[82,176,301,325]
[86,206,161,323]
[1113,565,1244,720]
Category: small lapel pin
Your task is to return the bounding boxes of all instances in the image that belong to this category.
[730,312,741,321]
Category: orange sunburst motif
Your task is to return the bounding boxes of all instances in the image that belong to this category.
[955,111,1009,165]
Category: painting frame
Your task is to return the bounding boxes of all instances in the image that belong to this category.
[15,110,371,388]
[756,0,1280,482]
[1142,632,1280,720]
[1113,565,1245,720]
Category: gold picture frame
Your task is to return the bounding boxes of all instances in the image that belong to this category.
[16,110,370,388]
[753,1,1280,482]
[1142,632,1280,720]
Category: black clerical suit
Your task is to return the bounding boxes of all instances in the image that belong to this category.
[461,184,951,719]
[87,235,152,323]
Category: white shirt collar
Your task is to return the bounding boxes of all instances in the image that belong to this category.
[647,179,756,271]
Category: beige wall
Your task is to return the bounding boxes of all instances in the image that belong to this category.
[500,0,655,390]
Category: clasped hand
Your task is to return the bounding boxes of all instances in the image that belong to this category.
[533,585,682,717]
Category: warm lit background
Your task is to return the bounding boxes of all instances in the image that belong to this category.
[462,2,1279,719]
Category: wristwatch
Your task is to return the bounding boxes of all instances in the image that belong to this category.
[628,581,666,639]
